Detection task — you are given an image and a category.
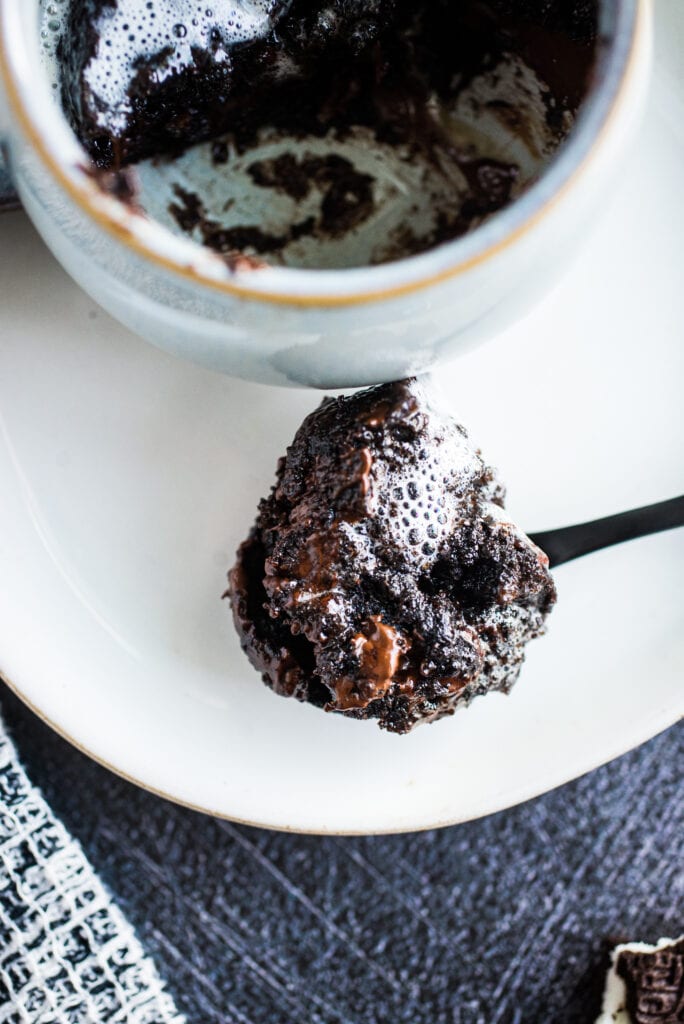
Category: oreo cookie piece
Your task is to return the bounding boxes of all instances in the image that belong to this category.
[596,936,684,1023]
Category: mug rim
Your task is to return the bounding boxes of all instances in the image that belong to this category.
[0,0,646,308]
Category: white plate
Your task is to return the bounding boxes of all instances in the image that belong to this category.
[0,0,682,835]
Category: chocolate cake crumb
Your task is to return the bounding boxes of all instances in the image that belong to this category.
[228,379,556,733]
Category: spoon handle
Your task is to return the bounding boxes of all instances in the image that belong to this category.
[529,495,684,569]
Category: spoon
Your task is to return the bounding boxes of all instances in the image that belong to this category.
[529,495,684,568]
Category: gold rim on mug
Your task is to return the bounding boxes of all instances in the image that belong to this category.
[0,0,649,308]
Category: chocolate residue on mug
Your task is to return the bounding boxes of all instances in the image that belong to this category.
[79,162,141,210]
[168,185,268,270]
[168,149,518,264]
[55,0,599,267]
[169,155,378,258]
[248,154,375,237]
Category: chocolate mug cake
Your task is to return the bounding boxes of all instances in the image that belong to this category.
[50,0,600,267]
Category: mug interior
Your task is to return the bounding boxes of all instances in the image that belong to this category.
[43,0,606,271]
[2,0,639,300]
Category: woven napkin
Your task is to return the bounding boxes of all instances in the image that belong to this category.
[0,713,185,1024]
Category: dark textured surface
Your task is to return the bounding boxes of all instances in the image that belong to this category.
[2,685,682,1024]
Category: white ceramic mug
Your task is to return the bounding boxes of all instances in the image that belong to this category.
[0,0,651,387]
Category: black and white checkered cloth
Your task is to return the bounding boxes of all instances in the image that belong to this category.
[0,711,184,1024]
